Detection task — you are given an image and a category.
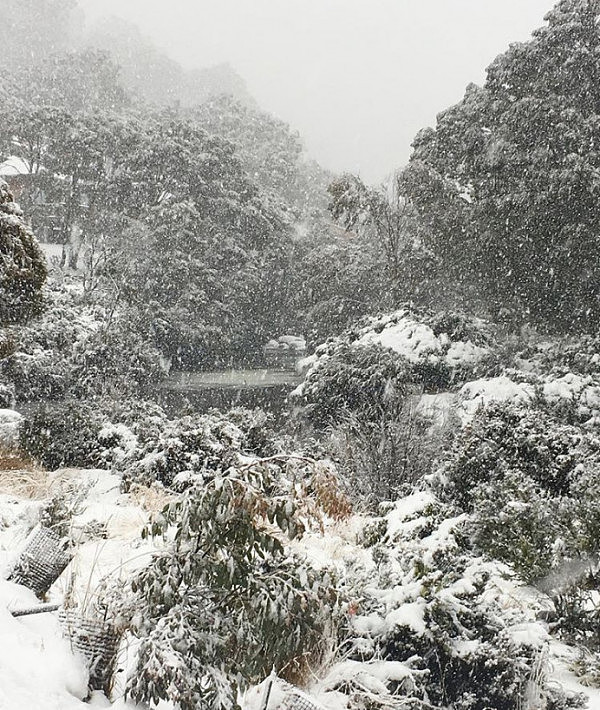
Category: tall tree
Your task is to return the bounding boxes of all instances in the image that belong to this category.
[404,0,600,330]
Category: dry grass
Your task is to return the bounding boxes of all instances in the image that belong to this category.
[0,466,51,499]
[0,449,34,471]
[129,482,175,513]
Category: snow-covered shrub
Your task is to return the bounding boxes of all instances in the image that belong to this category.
[0,407,21,449]
[331,493,563,710]
[297,343,412,427]
[1,281,166,403]
[70,317,167,398]
[471,471,564,582]
[125,413,244,487]
[293,311,497,492]
[114,462,339,710]
[0,180,47,325]
[440,401,600,583]
[19,401,109,470]
[294,339,450,504]
[0,281,100,402]
[222,407,280,458]
[0,348,70,402]
[441,402,593,509]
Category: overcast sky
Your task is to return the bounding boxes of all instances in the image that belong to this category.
[78,0,555,183]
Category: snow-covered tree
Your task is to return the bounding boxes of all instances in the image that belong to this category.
[404,0,600,330]
[0,181,46,325]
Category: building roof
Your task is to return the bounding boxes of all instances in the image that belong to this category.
[0,156,32,177]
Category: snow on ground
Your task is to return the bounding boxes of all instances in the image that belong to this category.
[0,579,89,709]
[550,641,600,710]
[0,469,161,709]
[0,462,599,708]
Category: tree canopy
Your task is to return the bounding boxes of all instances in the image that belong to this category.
[403,0,600,331]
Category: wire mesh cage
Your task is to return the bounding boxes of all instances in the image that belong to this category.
[59,609,121,696]
[280,688,323,710]
[259,671,325,710]
[8,526,72,597]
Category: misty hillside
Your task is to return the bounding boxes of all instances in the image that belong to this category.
[84,16,257,109]
[2,1,600,710]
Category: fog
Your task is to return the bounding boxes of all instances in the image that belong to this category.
[76,0,554,182]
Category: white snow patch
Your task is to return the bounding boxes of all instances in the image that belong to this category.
[359,319,441,362]
[385,600,427,635]
[458,376,535,423]
[0,408,23,448]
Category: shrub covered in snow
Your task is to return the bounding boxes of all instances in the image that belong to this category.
[439,401,600,583]
[325,493,570,710]
[0,281,166,403]
[121,407,279,489]
[0,180,47,326]
[19,401,110,470]
[298,343,412,428]
[295,308,497,418]
[69,317,166,399]
[114,460,339,710]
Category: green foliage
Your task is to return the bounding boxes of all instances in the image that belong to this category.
[299,343,412,428]
[119,464,338,710]
[19,401,107,470]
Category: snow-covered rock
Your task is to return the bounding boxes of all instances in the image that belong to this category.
[0,409,23,449]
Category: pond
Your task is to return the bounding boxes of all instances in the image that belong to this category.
[156,368,303,415]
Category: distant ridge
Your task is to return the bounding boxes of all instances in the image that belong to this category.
[83,15,256,108]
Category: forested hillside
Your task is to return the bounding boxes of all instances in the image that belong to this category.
[2,1,600,709]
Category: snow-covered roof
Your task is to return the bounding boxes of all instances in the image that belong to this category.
[0,156,32,177]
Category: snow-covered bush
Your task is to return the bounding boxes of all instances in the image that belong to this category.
[19,401,110,470]
[121,410,261,488]
[120,408,277,488]
[0,281,100,402]
[295,308,497,421]
[114,461,339,710]
[297,343,412,427]
[440,401,600,583]
[0,179,47,325]
[69,317,166,398]
[0,281,166,403]
[329,493,567,710]
[441,402,592,509]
